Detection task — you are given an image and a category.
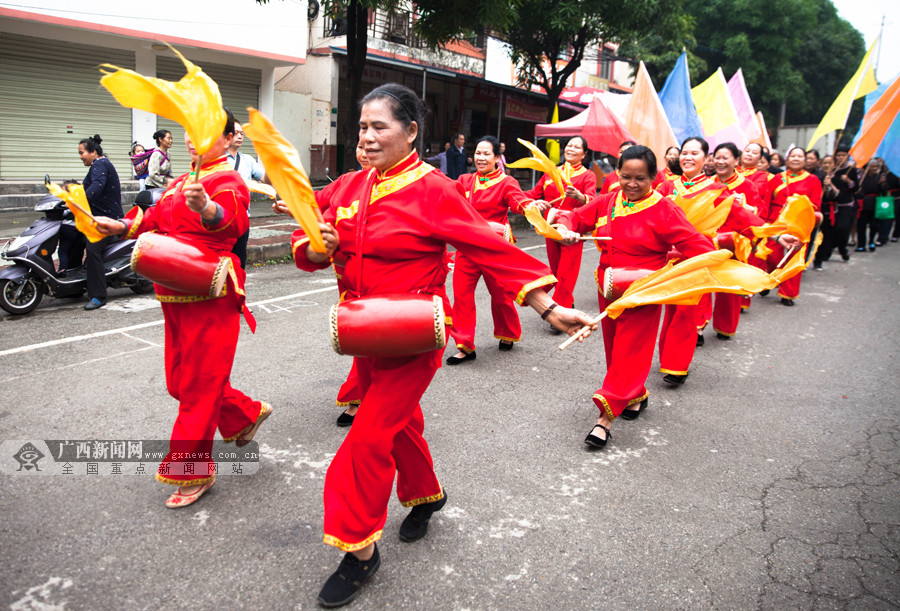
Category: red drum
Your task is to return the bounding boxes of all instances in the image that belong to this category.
[131,233,231,297]
[330,294,447,358]
[602,267,655,301]
[487,221,513,243]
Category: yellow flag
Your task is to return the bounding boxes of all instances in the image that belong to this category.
[46,183,106,243]
[242,108,326,253]
[99,45,226,156]
[605,250,776,319]
[547,104,560,165]
[807,39,879,149]
[691,68,739,137]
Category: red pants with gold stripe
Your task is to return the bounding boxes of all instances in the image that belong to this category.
[336,359,362,406]
[592,294,658,419]
[450,252,521,352]
[157,294,263,486]
[323,351,443,551]
[545,238,583,308]
[658,295,710,376]
[712,293,742,336]
[767,242,802,300]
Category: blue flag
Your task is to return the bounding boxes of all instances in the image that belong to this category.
[659,52,705,144]
[853,75,900,173]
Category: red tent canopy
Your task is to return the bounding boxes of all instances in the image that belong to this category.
[535,97,634,156]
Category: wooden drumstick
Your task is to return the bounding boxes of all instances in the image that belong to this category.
[776,244,797,268]
[578,236,611,241]
[558,312,607,350]
[192,154,203,183]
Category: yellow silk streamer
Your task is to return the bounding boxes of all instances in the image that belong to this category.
[246,179,277,199]
[672,188,731,236]
[604,250,776,319]
[242,108,326,253]
[769,231,824,285]
[46,183,105,243]
[99,45,226,156]
[522,204,564,241]
[507,138,568,196]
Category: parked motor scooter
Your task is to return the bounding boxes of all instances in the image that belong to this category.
[0,184,159,315]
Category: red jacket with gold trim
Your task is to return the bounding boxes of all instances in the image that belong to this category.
[556,191,715,282]
[292,152,555,311]
[769,170,823,222]
[124,157,249,300]
[457,168,530,225]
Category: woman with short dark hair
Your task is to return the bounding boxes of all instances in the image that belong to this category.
[555,145,714,448]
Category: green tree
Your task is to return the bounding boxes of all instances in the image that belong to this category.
[488,0,692,123]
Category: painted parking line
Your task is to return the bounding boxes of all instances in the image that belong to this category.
[0,285,338,357]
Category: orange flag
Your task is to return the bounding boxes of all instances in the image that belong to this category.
[849,74,900,167]
[99,45,226,156]
[46,182,106,243]
[672,188,731,236]
[604,250,776,319]
[242,108,326,253]
[624,61,678,162]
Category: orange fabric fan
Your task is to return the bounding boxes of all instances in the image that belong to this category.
[99,45,226,156]
[242,108,326,253]
[46,182,105,243]
[604,250,776,319]
[507,138,568,196]
[522,204,564,241]
[671,188,731,236]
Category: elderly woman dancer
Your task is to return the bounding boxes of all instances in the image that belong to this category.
[95,110,271,508]
[556,146,714,448]
[446,135,533,364]
[291,84,594,607]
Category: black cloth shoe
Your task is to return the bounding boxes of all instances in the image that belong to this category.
[620,397,648,421]
[663,373,688,386]
[584,423,611,448]
[780,298,794,307]
[336,411,355,427]
[716,332,731,340]
[317,544,381,608]
[399,491,447,543]
[841,252,850,261]
[446,352,476,365]
[759,289,770,297]
[498,340,514,351]
[855,247,865,252]
[696,334,705,347]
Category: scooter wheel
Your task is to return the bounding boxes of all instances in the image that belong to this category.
[130,279,155,294]
[0,277,44,315]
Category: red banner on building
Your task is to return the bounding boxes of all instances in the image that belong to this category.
[506,98,546,123]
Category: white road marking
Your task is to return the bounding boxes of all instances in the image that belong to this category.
[521,244,544,251]
[0,346,156,384]
[10,576,73,611]
[0,285,338,357]
[120,332,162,348]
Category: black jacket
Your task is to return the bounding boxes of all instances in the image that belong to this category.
[83,157,124,219]
[446,145,467,180]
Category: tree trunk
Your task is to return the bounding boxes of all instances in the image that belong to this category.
[343,0,369,172]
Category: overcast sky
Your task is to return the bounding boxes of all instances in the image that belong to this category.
[832,0,898,83]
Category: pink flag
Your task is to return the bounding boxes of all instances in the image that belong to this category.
[728,70,762,145]
[582,97,635,156]
[624,61,678,162]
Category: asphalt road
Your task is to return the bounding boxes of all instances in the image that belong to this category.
[1,232,898,610]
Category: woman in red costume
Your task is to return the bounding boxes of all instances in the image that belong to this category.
[710,142,764,339]
[738,142,774,216]
[766,146,823,306]
[95,110,270,509]
[292,84,595,608]
[663,145,681,182]
[656,138,774,385]
[555,145,714,449]
[524,136,596,311]
[446,135,532,364]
